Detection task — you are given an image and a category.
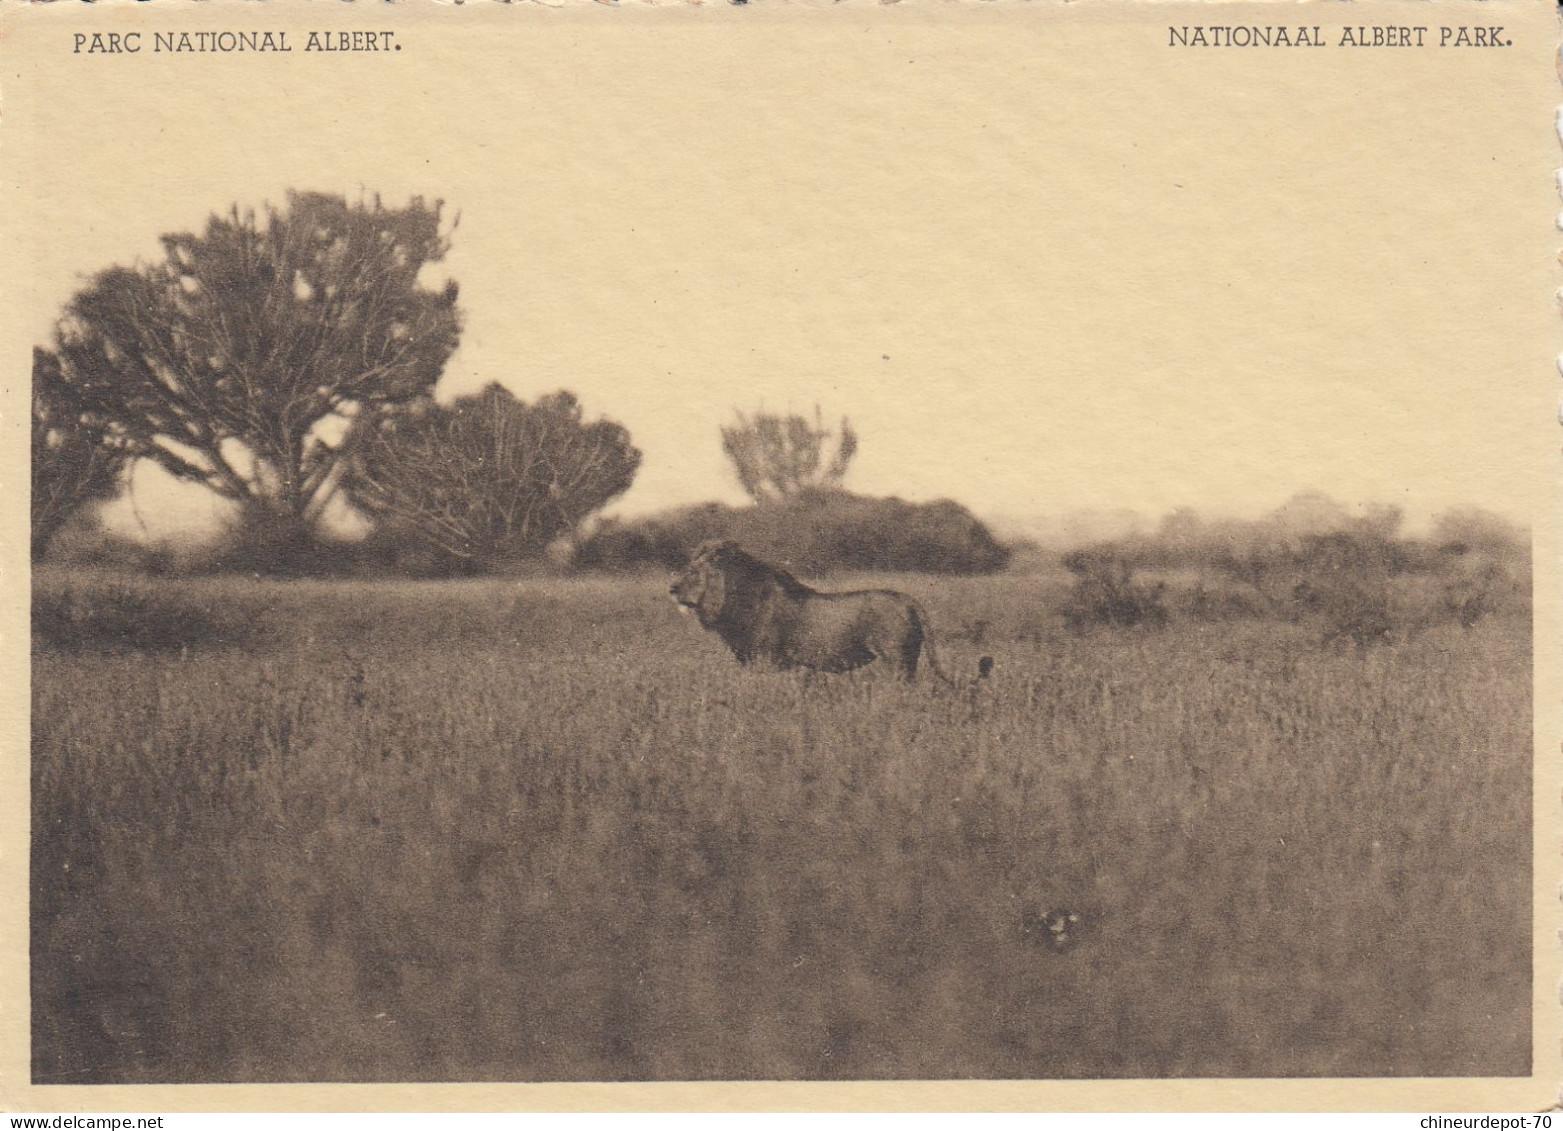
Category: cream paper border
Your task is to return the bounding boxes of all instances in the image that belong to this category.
[0,0,1557,1112]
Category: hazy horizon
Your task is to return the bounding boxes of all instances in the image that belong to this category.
[83,462,1518,550]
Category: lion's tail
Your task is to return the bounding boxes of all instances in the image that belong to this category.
[911,600,993,687]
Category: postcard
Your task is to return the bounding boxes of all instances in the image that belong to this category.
[2,0,1556,1112]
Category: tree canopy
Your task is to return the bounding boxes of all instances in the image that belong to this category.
[348,384,641,570]
[720,406,857,505]
[31,347,128,561]
[45,191,461,551]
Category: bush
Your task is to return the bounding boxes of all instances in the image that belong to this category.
[1440,560,1519,629]
[1061,550,1168,631]
[1185,578,1269,623]
[572,504,733,573]
[574,492,1011,575]
[1290,578,1395,647]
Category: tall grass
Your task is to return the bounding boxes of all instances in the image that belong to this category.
[31,571,1531,1082]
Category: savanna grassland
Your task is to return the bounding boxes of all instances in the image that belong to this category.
[31,567,1532,1082]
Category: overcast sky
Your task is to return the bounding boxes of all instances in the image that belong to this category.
[13,7,1549,540]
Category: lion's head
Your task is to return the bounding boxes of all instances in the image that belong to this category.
[669,541,809,629]
[668,541,734,626]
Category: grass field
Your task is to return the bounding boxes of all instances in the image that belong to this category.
[31,568,1532,1082]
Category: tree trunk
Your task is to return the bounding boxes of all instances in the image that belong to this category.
[31,513,65,563]
[224,503,322,576]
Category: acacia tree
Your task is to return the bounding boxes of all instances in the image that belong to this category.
[348,384,641,570]
[45,191,461,557]
[31,347,128,561]
[720,406,857,504]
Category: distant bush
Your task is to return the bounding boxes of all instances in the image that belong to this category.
[1290,577,1396,647]
[1051,498,1530,641]
[1279,530,1530,643]
[33,583,267,654]
[574,491,1011,575]
[1185,578,1270,623]
[1061,550,1168,631]
[1439,559,1522,629]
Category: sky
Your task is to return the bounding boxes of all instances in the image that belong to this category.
[11,5,1552,540]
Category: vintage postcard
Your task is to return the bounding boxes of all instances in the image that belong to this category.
[1,0,1557,1113]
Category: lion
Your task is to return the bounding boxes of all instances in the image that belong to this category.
[669,540,992,684]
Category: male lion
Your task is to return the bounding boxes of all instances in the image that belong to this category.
[669,540,992,683]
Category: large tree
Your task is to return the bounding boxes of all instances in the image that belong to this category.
[45,191,461,553]
[720,406,857,505]
[31,347,128,561]
[348,384,641,570]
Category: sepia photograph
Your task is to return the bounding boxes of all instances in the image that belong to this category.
[2,0,1556,1111]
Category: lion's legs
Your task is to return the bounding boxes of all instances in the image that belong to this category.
[885,639,921,681]
[858,622,921,680]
